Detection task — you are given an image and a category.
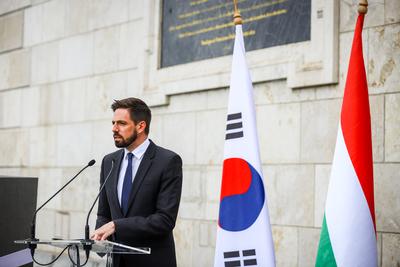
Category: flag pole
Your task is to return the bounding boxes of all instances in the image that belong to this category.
[232,0,242,25]
[358,0,368,14]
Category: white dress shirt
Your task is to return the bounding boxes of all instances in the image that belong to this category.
[117,138,150,206]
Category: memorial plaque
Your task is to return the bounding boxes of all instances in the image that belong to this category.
[161,0,311,68]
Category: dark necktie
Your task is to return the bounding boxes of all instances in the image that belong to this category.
[121,153,133,215]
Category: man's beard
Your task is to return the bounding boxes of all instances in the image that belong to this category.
[114,130,137,148]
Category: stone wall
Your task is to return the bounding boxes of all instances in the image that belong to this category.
[0,0,398,266]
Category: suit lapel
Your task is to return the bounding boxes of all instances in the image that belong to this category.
[124,141,156,216]
[109,150,124,218]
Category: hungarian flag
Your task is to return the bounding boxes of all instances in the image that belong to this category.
[315,13,378,267]
[213,24,275,267]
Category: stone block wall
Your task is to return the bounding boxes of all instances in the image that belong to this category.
[0,0,398,266]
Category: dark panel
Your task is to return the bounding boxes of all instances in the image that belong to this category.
[223,250,240,258]
[227,113,242,121]
[0,176,37,267]
[226,122,243,130]
[161,0,311,67]
[242,249,256,256]
[225,131,244,140]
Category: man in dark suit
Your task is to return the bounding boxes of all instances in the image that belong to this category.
[92,97,182,267]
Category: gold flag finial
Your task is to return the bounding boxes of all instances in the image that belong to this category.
[233,0,242,25]
[358,0,368,14]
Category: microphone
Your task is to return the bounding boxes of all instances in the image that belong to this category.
[29,159,96,254]
[83,159,115,257]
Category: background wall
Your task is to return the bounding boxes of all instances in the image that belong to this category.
[0,0,399,266]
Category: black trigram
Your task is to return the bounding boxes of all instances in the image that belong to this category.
[225,112,243,140]
[223,249,257,267]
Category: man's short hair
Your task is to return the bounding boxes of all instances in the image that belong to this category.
[111,97,151,134]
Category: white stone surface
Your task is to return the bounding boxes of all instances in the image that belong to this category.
[255,81,316,105]
[0,0,30,16]
[24,0,66,46]
[28,126,58,167]
[382,233,400,267]
[0,11,23,53]
[204,201,219,221]
[178,201,204,220]
[56,123,93,167]
[264,164,315,226]
[298,227,320,267]
[119,20,143,70]
[0,49,30,90]
[85,71,131,121]
[24,3,43,46]
[60,166,100,212]
[385,93,400,161]
[58,33,93,80]
[175,219,215,267]
[370,95,384,162]
[314,164,331,227]
[38,83,63,125]
[91,120,116,161]
[126,68,142,97]
[272,226,298,267]
[0,167,38,177]
[60,78,88,123]
[340,0,384,32]
[54,210,70,238]
[31,41,59,85]
[41,0,66,42]
[0,88,21,128]
[128,0,144,21]
[206,88,228,110]
[167,90,208,114]
[35,209,56,239]
[204,165,222,202]
[65,0,90,36]
[195,109,225,165]
[0,128,28,166]
[93,26,120,74]
[21,86,40,126]
[68,211,88,238]
[385,0,400,23]
[163,112,197,165]
[374,163,400,232]
[88,0,129,30]
[192,245,214,267]
[174,219,194,267]
[36,168,63,209]
[148,114,164,146]
[368,24,400,94]
[301,99,341,163]
[257,103,301,163]
[181,166,201,202]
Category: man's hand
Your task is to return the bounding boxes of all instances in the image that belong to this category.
[91,221,115,241]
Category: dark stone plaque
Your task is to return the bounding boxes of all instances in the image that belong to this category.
[161,0,311,68]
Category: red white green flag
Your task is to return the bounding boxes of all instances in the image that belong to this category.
[315,13,378,267]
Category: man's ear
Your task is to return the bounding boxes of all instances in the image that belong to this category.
[137,121,147,134]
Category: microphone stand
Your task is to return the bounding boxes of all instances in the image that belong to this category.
[28,160,95,258]
[83,159,115,260]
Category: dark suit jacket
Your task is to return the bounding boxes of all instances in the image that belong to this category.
[96,140,183,267]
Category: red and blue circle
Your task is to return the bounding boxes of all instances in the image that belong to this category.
[218,158,265,231]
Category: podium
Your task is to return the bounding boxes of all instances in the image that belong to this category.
[15,239,150,267]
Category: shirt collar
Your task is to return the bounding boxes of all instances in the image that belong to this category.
[124,138,150,160]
